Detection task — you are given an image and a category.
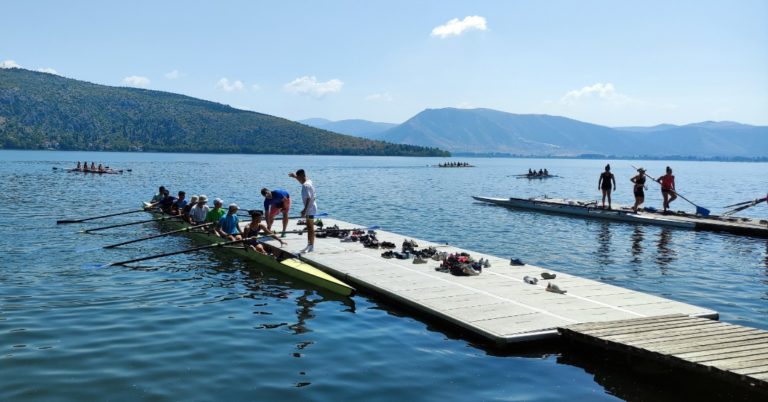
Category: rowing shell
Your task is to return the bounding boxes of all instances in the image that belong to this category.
[144,205,355,296]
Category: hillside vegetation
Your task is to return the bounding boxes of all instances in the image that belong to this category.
[0,68,448,156]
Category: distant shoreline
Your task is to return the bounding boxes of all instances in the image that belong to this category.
[452,152,768,163]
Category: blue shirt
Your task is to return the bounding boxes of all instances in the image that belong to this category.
[263,189,290,214]
[219,214,240,235]
[174,199,188,210]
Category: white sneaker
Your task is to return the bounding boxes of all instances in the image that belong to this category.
[301,244,314,253]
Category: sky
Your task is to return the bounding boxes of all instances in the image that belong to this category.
[1,0,767,126]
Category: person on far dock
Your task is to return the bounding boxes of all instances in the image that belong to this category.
[289,169,317,253]
[215,204,242,241]
[631,168,647,213]
[598,164,616,209]
[189,195,209,225]
[658,166,677,213]
[261,187,291,237]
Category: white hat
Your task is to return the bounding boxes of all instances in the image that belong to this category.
[189,195,199,202]
[214,198,223,205]
[229,203,238,210]
[198,195,208,202]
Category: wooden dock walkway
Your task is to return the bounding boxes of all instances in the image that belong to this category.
[285,218,716,343]
[558,314,768,390]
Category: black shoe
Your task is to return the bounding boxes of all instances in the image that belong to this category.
[510,258,524,266]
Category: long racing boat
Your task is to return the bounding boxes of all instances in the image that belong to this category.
[473,196,768,238]
[144,205,355,296]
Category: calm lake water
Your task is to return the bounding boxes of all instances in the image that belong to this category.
[1,150,766,401]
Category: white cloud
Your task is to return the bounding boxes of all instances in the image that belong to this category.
[36,67,59,75]
[1,60,22,69]
[431,16,487,38]
[284,76,343,98]
[165,69,183,79]
[215,78,245,92]
[365,92,393,102]
[122,75,151,88]
[559,83,632,105]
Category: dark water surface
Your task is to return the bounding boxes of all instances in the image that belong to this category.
[1,150,766,401]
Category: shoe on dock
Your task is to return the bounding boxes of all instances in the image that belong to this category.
[381,250,394,259]
[546,283,566,294]
[523,275,538,285]
[510,258,525,266]
[483,259,491,268]
[413,256,427,264]
[541,272,556,280]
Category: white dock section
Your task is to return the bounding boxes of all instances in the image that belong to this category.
[278,218,717,343]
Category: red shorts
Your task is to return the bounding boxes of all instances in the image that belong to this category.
[269,197,290,217]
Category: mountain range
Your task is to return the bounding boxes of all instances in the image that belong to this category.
[0,68,447,156]
[302,109,768,158]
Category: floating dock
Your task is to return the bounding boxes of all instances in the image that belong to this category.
[473,196,768,238]
[280,218,716,343]
[560,314,768,390]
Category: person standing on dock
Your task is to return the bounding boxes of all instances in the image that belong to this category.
[260,188,291,238]
[598,164,616,209]
[289,169,317,253]
[658,166,677,213]
[631,168,647,213]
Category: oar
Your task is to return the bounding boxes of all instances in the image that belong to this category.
[723,197,767,216]
[632,166,711,217]
[101,223,213,249]
[57,209,147,224]
[723,198,765,208]
[81,215,183,233]
[83,236,258,270]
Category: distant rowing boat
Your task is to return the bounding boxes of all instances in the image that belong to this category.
[144,205,355,296]
[67,168,122,174]
[473,196,768,238]
[515,174,558,180]
[435,164,475,168]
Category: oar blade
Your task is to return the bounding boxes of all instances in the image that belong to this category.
[81,263,111,270]
[75,246,101,253]
[57,219,82,224]
[696,206,711,217]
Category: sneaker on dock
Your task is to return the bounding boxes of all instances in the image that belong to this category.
[523,276,538,285]
[510,258,525,266]
[541,272,556,280]
[546,283,566,294]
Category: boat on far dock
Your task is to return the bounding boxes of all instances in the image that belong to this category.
[473,196,768,238]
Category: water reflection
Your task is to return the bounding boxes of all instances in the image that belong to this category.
[655,228,676,271]
[595,222,613,266]
[631,226,644,264]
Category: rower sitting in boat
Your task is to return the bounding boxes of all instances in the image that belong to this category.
[182,195,197,222]
[189,195,209,225]
[150,186,166,204]
[215,204,242,241]
[90,162,96,171]
[243,210,285,254]
[544,169,549,176]
[97,163,105,173]
[146,189,176,213]
[76,161,81,170]
[171,191,187,215]
[206,198,227,226]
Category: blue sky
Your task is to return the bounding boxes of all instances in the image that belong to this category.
[2,0,766,126]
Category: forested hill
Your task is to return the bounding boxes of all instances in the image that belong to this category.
[0,68,448,156]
